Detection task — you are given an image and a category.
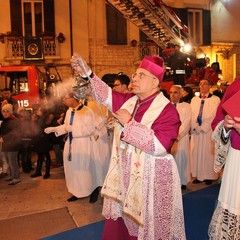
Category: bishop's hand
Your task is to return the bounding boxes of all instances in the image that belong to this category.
[71,53,92,79]
[112,109,132,126]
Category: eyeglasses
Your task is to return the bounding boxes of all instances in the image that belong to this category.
[113,83,122,87]
[132,72,156,80]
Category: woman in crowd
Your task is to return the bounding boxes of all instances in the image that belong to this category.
[0,103,21,185]
[181,86,194,103]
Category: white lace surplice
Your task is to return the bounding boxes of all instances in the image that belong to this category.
[209,123,240,239]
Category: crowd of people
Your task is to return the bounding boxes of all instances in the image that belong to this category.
[0,91,68,184]
[0,53,238,239]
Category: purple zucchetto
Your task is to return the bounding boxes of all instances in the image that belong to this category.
[138,55,165,82]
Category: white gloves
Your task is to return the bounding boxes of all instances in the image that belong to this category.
[44,127,56,134]
[65,125,72,133]
[45,125,72,134]
[71,53,92,78]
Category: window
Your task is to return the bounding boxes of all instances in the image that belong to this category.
[10,0,55,37]
[188,9,203,45]
[106,3,127,45]
[0,71,29,95]
[22,0,43,37]
[9,72,29,95]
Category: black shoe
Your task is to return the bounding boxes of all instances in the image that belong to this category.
[31,172,42,178]
[43,173,50,179]
[89,187,100,203]
[205,180,213,185]
[67,196,79,202]
[181,185,187,190]
[192,179,202,184]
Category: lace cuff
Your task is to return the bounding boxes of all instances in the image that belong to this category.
[121,120,155,154]
[90,74,109,103]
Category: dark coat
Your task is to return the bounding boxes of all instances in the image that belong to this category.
[0,116,21,152]
[18,115,35,150]
[31,113,53,153]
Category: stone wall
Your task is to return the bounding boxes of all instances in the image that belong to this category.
[89,38,140,79]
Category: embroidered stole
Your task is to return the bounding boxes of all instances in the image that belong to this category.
[212,120,230,173]
[68,104,84,161]
[101,92,169,225]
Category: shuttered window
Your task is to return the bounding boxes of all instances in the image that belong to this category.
[10,0,22,35]
[202,10,211,46]
[106,3,127,45]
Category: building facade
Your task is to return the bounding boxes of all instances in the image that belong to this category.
[0,0,239,85]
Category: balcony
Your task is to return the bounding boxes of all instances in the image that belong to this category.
[1,35,60,62]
